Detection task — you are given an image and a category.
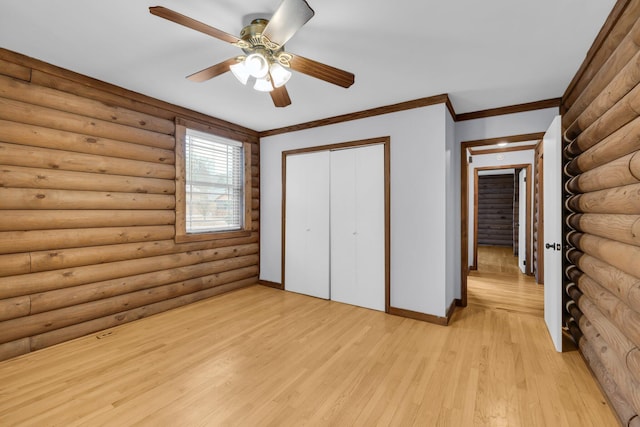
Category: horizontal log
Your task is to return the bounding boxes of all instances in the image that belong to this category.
[0,337,29,362]
[0,119,174,164]
[0,73,175,135]
[0,97,174,149]
[564,19,640,127]
[0,187,175,210]
[30,260,258,314]
[0,58,30,81]
[566,82,640,157]
[565,182,640,214]
[566,116,640,175]
[30,238,258,274]
[28,277,257,353]
[0,266,259,344]
[0,296,30,321]
[567,232,640,282]
[578,304,640,415]
[567,249,640,315]
[573,272,640,377]
[0,249,258,298]
[0,165,175,194]
[27,69,258,143]
[0,225,175,255]
[579,334,640,427]
[566,151,640,193]
[0,253,30,277]
[0,141,175,179]
[563,0,640,109]
[0,209,175,231]
[566,49,640,140]
[567,213,640,246]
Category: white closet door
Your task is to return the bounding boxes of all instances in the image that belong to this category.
[330,144,385,311]
[284,151,330,299]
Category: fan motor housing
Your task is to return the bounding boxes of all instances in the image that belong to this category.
[240,19,270,48]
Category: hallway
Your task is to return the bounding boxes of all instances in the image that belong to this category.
[467,246,544,317]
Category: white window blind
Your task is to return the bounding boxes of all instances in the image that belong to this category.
[184,128,244,233]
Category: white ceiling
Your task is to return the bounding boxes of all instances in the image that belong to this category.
[0,0,615,132]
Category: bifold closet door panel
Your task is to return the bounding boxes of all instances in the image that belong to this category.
[284,151,330,299]
[330,144,385,311]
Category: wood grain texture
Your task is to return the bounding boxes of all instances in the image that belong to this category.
[456,98,560,121]
[260,94,450,137]
[563,0,640,110]
[565,49,640,140]
[0,285,617,426]
[566,115,640,175]
[0,49,260,360]
[1,50,257,141]
[566,84,640,157]
[563,16,640,127]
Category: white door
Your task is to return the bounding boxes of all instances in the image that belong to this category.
[543,115,563,352]
[330,145,385,311]
[284,151,331,299]
[518,169,527,274]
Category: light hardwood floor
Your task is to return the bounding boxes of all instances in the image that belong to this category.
[0,261,616,426]
[468,246,544,317]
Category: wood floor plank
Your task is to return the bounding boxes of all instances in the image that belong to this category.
[0,249,617,426]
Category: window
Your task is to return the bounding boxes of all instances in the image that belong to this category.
[175,118,252,242]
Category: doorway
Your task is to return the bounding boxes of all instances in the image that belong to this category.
[472,165,532,274]
[459,133,544,309]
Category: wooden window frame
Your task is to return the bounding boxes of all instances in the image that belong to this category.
[175,117,252,243]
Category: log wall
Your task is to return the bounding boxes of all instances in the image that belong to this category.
[562,1,640,425]
[476,174,514,247]
[0,49,260,361]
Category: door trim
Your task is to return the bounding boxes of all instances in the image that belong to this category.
[281,136,391,312]
[460,132,544,306]
[472,164,532,274]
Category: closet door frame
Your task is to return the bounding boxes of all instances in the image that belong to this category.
[281,136,391,312]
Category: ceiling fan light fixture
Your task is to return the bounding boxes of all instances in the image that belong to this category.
[254,76,274,92]
[270,62,292,88]
[230,59,250,85]
[244,52,270,78]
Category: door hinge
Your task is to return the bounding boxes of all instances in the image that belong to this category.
[468,156,473,163]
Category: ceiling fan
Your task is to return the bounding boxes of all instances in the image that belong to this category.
[149,0,355,108]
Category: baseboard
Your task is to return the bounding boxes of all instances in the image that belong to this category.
[258,280,284,290]
[388,306,449,326]
[388,298,459,326]
[446,299,458,322]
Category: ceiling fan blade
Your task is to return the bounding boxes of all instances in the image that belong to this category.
[289,54,355,88]
[270,85,292,107]
[262,0,314,47]
[186,58,238,82]
[149,6,241,44]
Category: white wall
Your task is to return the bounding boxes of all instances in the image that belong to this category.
[445,111,460,303]
[260,103,457,317]
[456,107,558,142]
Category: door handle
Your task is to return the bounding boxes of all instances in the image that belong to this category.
[545,243,561,251]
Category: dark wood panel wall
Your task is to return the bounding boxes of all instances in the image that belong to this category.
[561,1,640,425]
[0,49,261,362]
[476,174,514,247]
